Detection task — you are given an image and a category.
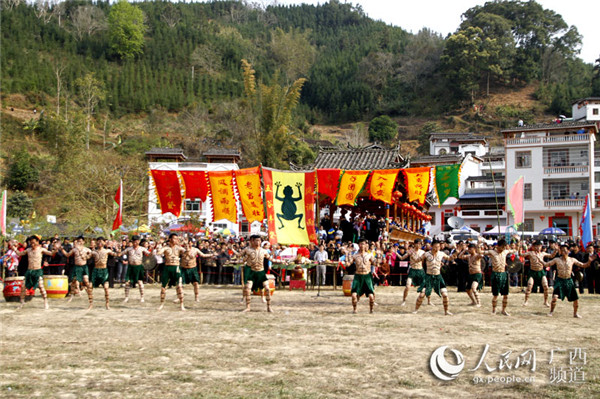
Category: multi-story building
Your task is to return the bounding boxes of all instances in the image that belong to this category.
[503,120,599,237]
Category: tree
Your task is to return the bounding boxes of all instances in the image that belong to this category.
[7,191,33,220]
[347,122,369,147]
[268,27,316,82]
[50,55,67,117]
[592,54,600,96]
[368,115,397,144]
[417,122,442,155]
[70,5,107,41]
[6,148,39,190]
[76,73,106,150]
[398,28,444,92]
[108,0,146,60]
[160,2,181,28]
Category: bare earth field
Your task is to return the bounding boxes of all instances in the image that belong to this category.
[1,285,599,399]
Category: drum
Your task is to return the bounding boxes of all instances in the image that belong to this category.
[143,255,157,271]
[342,274,354,297]
[43,275,69,298]
[253,274,276,296]
[3,277,34,302]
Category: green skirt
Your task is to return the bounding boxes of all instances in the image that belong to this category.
[246,269,268,289]
[127,265,145,284]
[491,271,509,296]
[181,267,200,284]
[71,265,88,283]
[242,265,252,284]
[351,273,375,297]
[408,268,426,287]
[468,273,483,291]
[25,269,44,290]
[528,269,546,287]
[161,265,182,288]
[553,277,578,302]
[91,268,109,287]
[418,274,446,297]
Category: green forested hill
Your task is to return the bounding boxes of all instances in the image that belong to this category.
[0,0,599,231]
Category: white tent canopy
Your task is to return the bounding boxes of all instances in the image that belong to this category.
[483,225,512,235]
[451,225,480,236]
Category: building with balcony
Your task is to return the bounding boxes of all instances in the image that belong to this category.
[429,132,488,157]
[572,97,600,122]
[503,121,599,237]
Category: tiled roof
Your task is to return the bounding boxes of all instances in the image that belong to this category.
[203,148,241,157]
[501,121,597,133]
[145,147,185,155]
[410,154,463,166]
[312,145,405,170]
[430,132,486,142]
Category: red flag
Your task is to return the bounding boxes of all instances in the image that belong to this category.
[316,169,341,201]
[0,190,7,236]
[180,171,208,201]
[508,176,524,226]
[150,170,183,217]
[111,180,123,234]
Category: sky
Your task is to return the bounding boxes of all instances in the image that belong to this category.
[273,0,599,64]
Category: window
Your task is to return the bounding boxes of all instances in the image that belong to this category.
[593,108,599,115]
[185,199,201,212]
[548,149,568,167]
[438,148,447,155]
[429,213,436,225]
[548,182,568,200]
[595,172,600,183]
[516,151,531,168]
[518,219,534,232]
[524,183,532,200]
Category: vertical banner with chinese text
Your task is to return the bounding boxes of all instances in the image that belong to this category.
[403,167,431,206]
[207,171,237,223]
[335,170,370,206]
[179,171,209,201]
[263,168,317,245]
[434,164,461,207]
[369,169,400,204]
[234,167,265,224]
[150,170,183,217]
[316,169,341,201]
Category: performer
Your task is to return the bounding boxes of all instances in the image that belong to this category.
[121,235,152,303]
[483,239,519,316]
[180,239,214,303]
[240,235,283,312]
[157,233,186,311]
[401,239,433,306]
[459,243,484,307]
[346,238,376,314]
[521,240,553,307]
[543,244,595,318]
[90,237,118,310]
[10,236,55,309]
[413,240,456,316]
[63,236,93,306]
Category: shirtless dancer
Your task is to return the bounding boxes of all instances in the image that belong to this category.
[157,233,186,311]
[240,235,283,312]
[89,237,117,310]
[121,235,152,303]
[521,240,553,307]
[346,239,376,314]
[483,239,519,316]
[543,244,595,318]
[64,236,93,306]
[180,239,214,303]
[413,240,456,316]
[459,243,484,307]
[401,239,433,306]
[10,236,55,309]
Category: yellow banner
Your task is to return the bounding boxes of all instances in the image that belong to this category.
[235,167,265,224]
[336,170,370,206]
[403,167,431,206]
[369,169,399,204]
[208,171,237,223]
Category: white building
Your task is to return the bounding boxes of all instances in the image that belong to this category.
[429,132,488,157]
[503,121,600,237]
[146,148,260,236]
[572,97,600,122]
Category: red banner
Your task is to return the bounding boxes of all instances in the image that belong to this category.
[316,169,341,201]
[180,171,208,201]
[234,167,265,224]
[207,170,237,223]
[403,167,431,206]
[150,170,182,217]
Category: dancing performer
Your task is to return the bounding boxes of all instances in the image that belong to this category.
[521,240,553,307]
[63,236,92,305]
[413,240,456,316]
[543,244,595,318]
[10,236,55,309]
[89,237,118,310]
[121,235,151,303]
[180,240,214,302]
[459,243,484,307]
[483,239,519,316]
[401,239,433,306]
[157,233,186,311]
[346,238,376,314]
[240,235,283,312]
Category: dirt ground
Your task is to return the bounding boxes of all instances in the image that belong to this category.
[1,284,599,399]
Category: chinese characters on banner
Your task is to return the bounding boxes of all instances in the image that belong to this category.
[335,170,370,206]
[262,168,317,245]
[434,164,461,207]
[403,167,432,206]
[207,170,237,223]
[179,170,209,201]
[369,169,400,204]
[234,167,265,224]
[316,168,341,201]
[150,170,183,217]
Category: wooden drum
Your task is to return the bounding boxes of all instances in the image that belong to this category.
[342,274,354,297]
[3,276,34,302]
[43,275,69,298]
[253,274,276,296]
